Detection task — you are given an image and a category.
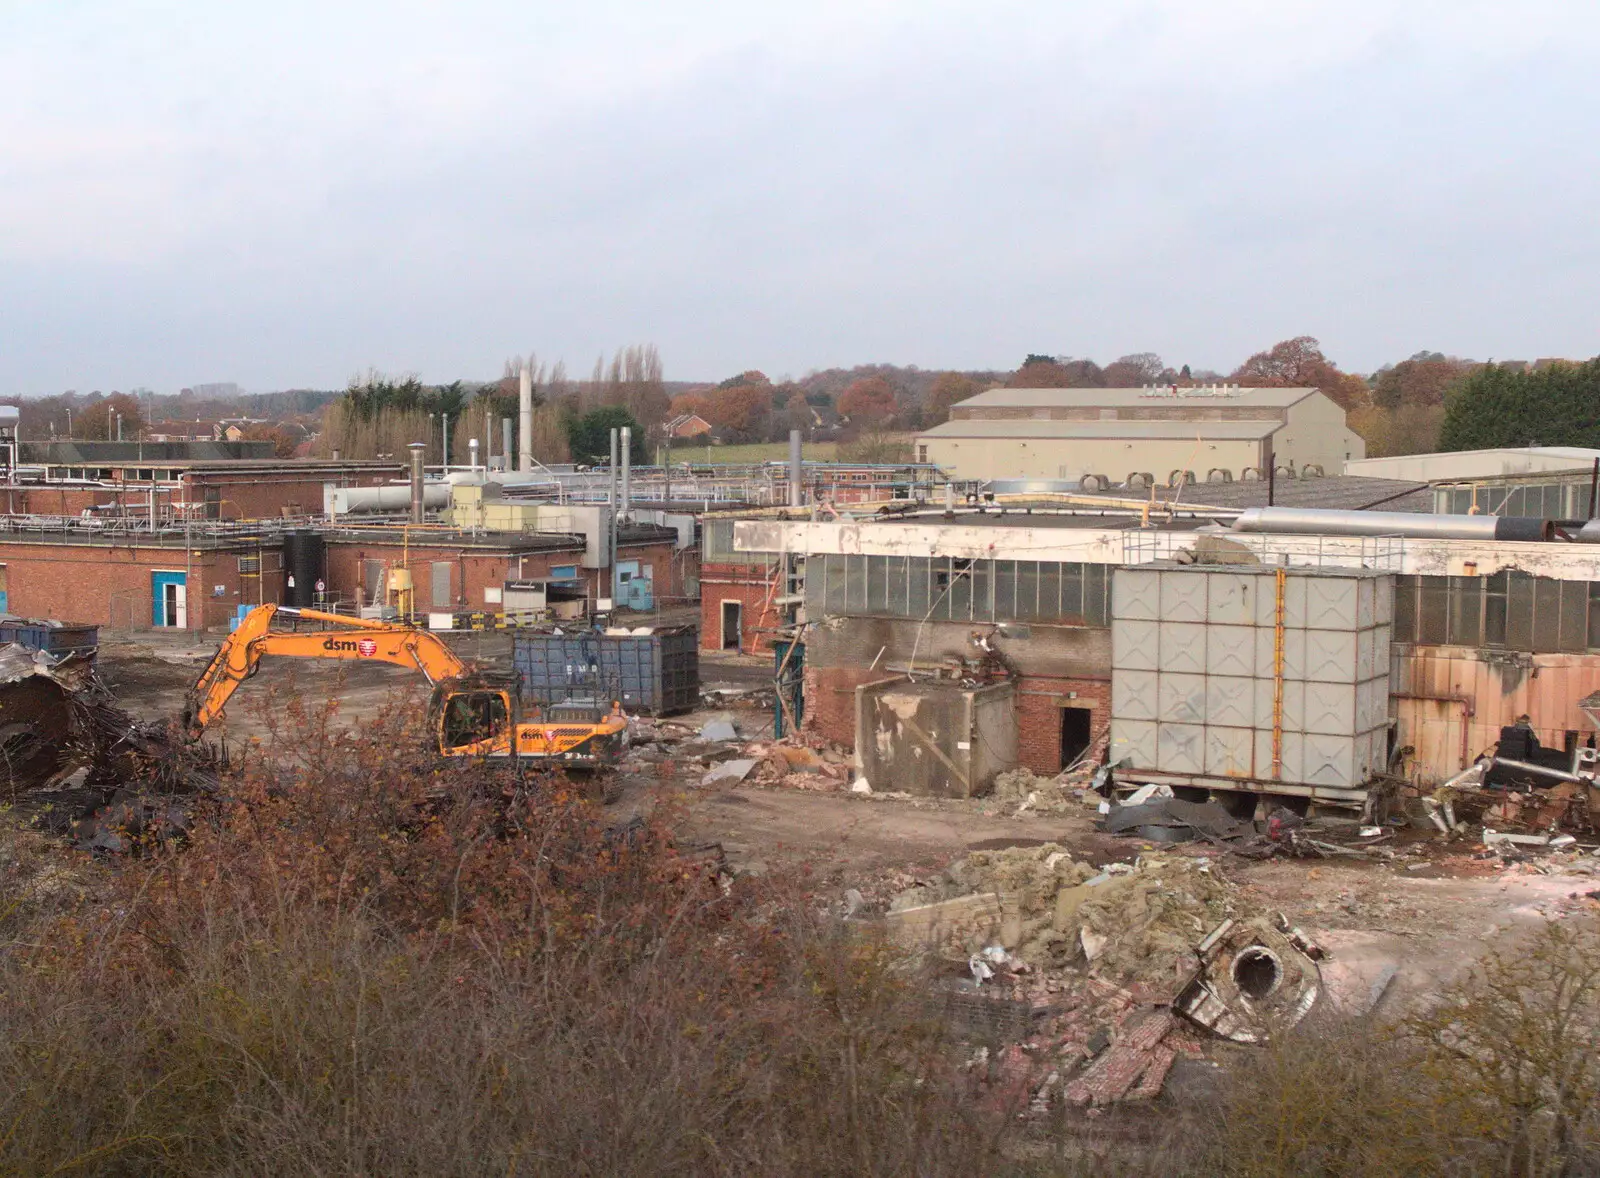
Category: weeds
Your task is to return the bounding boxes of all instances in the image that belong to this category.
[3,692,1600,1174]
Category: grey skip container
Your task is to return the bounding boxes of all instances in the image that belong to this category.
[512,626,700,716]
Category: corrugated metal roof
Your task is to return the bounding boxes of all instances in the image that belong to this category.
[951,386,1316,410]
[917,418,1279,441]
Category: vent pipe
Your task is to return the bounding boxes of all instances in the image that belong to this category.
[408,443,426,523]
[788,429,803,507]
[502,417,513,471]
[619,426,631,522]
[518,365,533,473]
[468,437,479,472]
[1232,506,1552,542]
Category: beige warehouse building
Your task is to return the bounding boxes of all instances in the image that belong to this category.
[915,386,1365,484]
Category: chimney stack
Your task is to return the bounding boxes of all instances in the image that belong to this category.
[518,365,533,473]
[788,429,803,507]
[619,426,631,523]
[502,417,513,470]
[408,443,426,523]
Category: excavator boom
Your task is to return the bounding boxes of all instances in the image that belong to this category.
[184,603,469,736]
[183,603,627,768]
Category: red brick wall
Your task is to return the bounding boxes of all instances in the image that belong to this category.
[802,665,894,748]
[186,470,394,520]
[802,663,1109,772]
[699,561,777,652]
[321,540,679,614]
[0,541,284,630]
[1013,675,1111,774]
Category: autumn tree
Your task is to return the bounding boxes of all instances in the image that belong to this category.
[1230,336,1370,410]
[924,373,981,425]
[76,392,147,440]
[779,387,814,435]
[1005,355,1104,388]
[837,376,898,425]
[1102,352,1171,387]
[669,391,711,419]
[704,381,772,441]
[1372,351,1477,409]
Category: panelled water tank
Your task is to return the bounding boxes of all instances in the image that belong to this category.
[513,626,699,716]
[1110,562,1393,793]
[282,531,325,607]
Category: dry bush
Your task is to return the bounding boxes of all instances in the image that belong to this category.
[0,697,1013,1176]
[1169,920,1600,1178]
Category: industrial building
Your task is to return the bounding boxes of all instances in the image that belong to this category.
[915,386,1365,484]
[729,501,1600,804]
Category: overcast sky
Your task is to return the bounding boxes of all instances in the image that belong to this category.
[3,1,1598,393]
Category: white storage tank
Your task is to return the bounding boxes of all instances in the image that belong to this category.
[1109,562,1392,797]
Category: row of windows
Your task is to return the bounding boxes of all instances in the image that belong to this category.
[1434,482,1591,519]
[46,467,179,483]
[804,554,1113,626]
[1393,573,1600,653]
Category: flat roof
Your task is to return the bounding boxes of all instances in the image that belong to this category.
[918,418,1279,441]
[951,386,1316,411]
[1078,475,1432,513]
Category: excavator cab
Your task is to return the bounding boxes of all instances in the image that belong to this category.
[430,673,520,758]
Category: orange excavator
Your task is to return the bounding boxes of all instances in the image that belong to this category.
[182,603,628,767]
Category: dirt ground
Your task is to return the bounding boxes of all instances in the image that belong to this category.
[93,634,1600,1013]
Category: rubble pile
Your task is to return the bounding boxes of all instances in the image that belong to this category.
[0,649,221,851]
[887,842,1321,1110]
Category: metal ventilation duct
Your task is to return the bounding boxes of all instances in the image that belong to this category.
[1231,507,1552,542]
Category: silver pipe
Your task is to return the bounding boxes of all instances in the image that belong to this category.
[408,443,426,523]
[469,437,480,472]
[518,365,533,473]
[609,428,619,599]
[1491,757,1584,783]
[502,417,513,471]
[788,429,803,507]
[1232,506,1550,542]
[619,426,631,522]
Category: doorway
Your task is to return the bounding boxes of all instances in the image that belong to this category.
[721,600,742,651]
[152,571,187,628]
[1060,706,1092,770]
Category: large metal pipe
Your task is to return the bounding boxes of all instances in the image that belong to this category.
[408,443,426,523]
[518,365,533,473]
[619,426,631,522]
[608,428,619,599]
[331,483,449,515]
[1232,506,1552,542]
[789,429,803,507]
[502,417,513,471]
[469,437,480,472]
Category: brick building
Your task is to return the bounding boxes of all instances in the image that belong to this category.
[0,524,286,630]
[699,513,783,653]
[319,524,688,614]
[9,443,400,522]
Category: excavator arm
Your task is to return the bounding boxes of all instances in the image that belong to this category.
[182,603,470,737]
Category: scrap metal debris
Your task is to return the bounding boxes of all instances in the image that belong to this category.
[886,841,1323,1109]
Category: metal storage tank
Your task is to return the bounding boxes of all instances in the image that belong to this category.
[513,626,699,716]
[282,532,325,608]
[1109,562,1393,802]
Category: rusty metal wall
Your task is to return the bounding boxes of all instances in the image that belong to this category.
[1392,644,1600,779]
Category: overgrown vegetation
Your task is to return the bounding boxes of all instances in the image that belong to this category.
[0,694,1009,1175]
[4,691,1599,1175]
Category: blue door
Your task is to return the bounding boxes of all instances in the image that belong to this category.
[152,571,187,628]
